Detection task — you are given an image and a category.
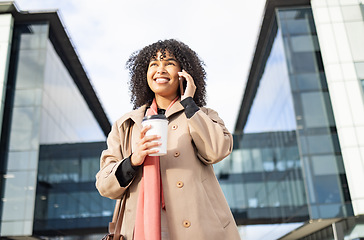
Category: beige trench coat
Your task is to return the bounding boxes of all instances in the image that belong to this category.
[96,100,241,240]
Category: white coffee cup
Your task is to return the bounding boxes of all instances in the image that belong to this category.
[142,114,168,156]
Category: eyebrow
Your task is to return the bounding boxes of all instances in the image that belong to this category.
[150,57,178,62]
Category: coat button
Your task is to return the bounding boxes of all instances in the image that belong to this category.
[183,220,191,228]
[171,125,178,130]
[174,151,180,157]
[176,181,184,188]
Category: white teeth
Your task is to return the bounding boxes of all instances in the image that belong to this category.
[156,78,169,83]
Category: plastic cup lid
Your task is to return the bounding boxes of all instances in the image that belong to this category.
[142,114,168,121]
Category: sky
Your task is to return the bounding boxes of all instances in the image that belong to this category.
[7,0,267,133]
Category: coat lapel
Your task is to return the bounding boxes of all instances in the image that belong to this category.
[165,99,184,118]
[130,105,147,130]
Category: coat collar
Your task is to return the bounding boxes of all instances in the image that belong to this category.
[116,105,145,130]
[165,98,184,118]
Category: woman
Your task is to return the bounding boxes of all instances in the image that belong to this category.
[96,39,240,240]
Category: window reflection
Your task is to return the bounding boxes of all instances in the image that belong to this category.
[40,40,105,144]
[34,142,114,233]
[244,28,296,133]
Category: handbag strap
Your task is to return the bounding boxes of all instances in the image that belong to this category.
[109,124,133,238]
[109,190,128,237]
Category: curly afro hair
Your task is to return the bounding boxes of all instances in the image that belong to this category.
[126,39,207,109]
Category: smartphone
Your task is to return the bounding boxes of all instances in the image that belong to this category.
[179,73,187,95]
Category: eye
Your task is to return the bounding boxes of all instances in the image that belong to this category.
[149,62,157,67]
[167,62,175,66]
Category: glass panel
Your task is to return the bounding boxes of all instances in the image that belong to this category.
[15,50,45,89]
[290,52,320,73]
[290,35,318,52]
[307,134,334,154]
[18,25,48,50]
[314,175,341,204]
[8,107,41,151]
[281,19,313,35]
[295,73,325,91]
[301,92,330,128]
[311,155,339,175]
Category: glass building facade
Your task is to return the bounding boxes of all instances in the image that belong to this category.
[277,7,352,220]
[226,0,364,239]
[217,6,353,223]
[0,3,113,239]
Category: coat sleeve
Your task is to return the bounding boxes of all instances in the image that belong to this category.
[95,120,131,199]
[187,107,233,164]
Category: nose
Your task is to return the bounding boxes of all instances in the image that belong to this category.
[157,64,166,74]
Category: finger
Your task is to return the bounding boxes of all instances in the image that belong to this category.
[179,70,196,100]
[142,134,161,143]
[179,70,195,85]
[136,143,160,160]
[145,148,160,155]
[140,125,151,138]
[182,69,192,79]
[178,70,190,79]
[141,124,151,133]
[143,141,162,150]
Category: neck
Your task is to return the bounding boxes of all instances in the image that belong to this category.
[155,95,178,109]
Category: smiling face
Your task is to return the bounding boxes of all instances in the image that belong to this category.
[147,51,182,101]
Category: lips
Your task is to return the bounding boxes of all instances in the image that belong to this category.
[155,78,169,83]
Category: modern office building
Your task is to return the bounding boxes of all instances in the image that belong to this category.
[214,0,364,239]
[0,1,114,239]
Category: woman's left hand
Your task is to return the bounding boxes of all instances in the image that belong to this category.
[178,69,196,100]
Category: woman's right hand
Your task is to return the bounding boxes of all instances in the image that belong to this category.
[130,125,161,166]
